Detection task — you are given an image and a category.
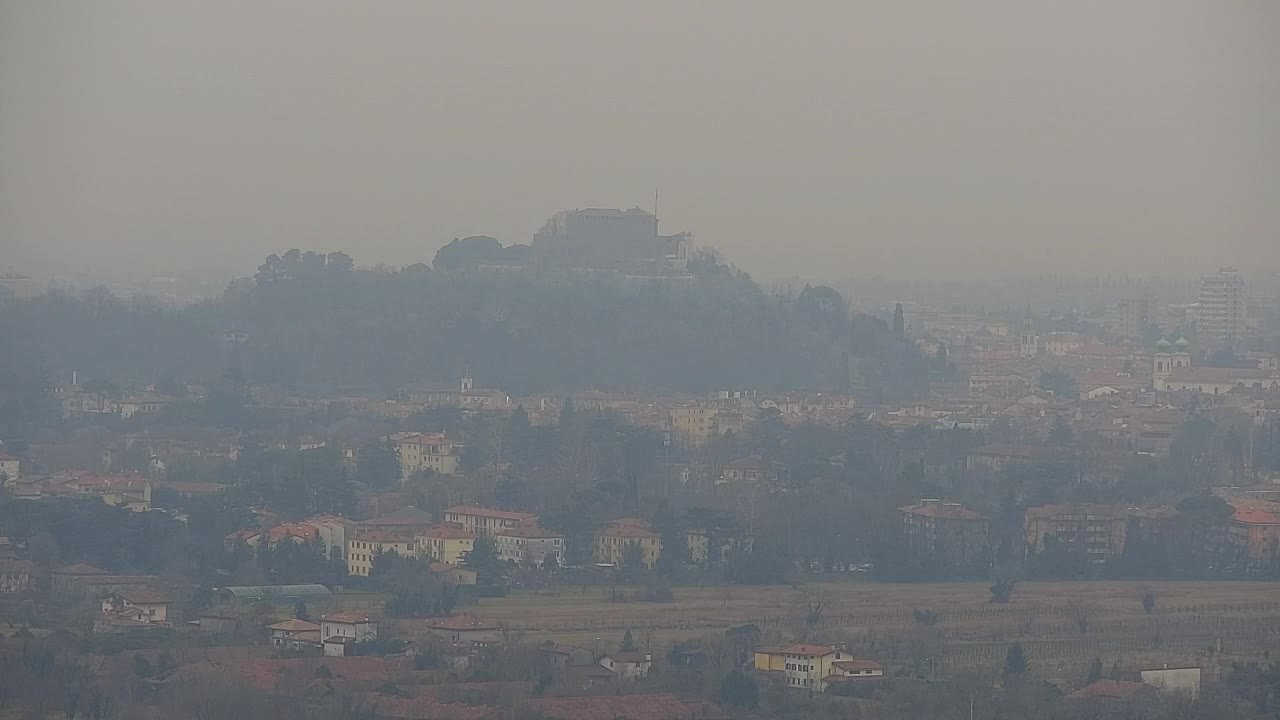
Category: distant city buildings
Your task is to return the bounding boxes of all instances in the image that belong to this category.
[1195,267,1246,348]
[1118,298,1149,339]
[0,272,38,300]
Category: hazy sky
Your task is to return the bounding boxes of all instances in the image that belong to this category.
[2,1,1278,283]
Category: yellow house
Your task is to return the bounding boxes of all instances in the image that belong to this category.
[395,433,464,480]
[416,525,475,565]
[593,521,662,569]
[754,645,868,692]
[346,533,415,577]
[670,405,718,447]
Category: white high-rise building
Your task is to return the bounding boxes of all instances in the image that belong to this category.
[1196,267,1246,348]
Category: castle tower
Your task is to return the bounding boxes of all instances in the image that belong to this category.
[461,368,474,393]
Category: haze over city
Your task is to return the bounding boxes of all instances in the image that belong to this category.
[6,4,1280,720]
[3,0,1279,284]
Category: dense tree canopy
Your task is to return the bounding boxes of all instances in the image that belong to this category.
[0,250,926,407]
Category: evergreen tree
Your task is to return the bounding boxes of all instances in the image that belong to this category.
[357,439,402,489]
[719,671,759,709]
[504,405,533,464]
[893,303,905,336]
[1003,643,1028,678]
[294,600,310,620]
[621,541,645,578]
[1086,657,1103,685]
[463,535,504,585]
[620,629,637,652]
[653,500,686,575]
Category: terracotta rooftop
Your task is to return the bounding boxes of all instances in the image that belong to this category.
[53,562,109,576]
[495,524,560,538]
[267,618,321,632]
[420,525,475,539]
[120,588,171,605]
[322,613,372,625]
[597,523,661,539]
[1066,679,1155,700]
[360,506,434,526]
[444,505,537,522]
[782,644,840,657]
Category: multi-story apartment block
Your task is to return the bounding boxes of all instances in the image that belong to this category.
[669,405,718,447]
[494,524,564,567]
[593,520,662,569]
[346,533,415,577]
[1118,298,1150,339]
[899,499,990,566]
[442,506,537,537]
[1023,504,1175,565]
[395,433,464,480]
[416,525,475,565]
[1196,267,1246,347]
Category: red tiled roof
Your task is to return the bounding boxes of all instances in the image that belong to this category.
[420,525,474,539]
[267,523,319,542]
[267,619,321,632]
[597,523,660,539]
[361,506,435,526]
[120,588,170,605]
[444,505,536,522]
[322,613,371,625]
[1067,679,1154,700]
[782,644,840,657]
[353,531,414,543]
[53,562,109,576]
[495,524,560,539]
[1234,509,1280,525]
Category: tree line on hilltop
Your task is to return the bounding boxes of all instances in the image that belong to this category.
[0,247,926,445]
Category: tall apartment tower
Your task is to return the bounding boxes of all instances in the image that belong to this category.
[1118,298,1149,339]
[1196,267,1246,347]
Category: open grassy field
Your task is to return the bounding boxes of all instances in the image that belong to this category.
[440,579,1280,676]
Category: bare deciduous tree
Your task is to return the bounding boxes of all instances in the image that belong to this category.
[1138,587,1158,615]
[1066,599,1094,636]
